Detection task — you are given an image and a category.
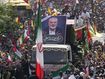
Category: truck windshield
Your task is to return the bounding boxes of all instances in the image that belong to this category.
[31,44,72,64]
[31,48,68,64]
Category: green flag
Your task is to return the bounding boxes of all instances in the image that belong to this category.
[70,26,76,44]
[82,27,89,52]
[51,64,70,78]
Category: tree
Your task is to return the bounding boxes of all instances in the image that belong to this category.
[0,3,18,37]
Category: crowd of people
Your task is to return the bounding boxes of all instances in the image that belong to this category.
[0,0,105,79]
[1,39,105,79]
[47,40,105,79]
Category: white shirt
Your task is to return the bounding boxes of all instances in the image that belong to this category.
[76,17,84,27]
[81,12,90,19]
[49,30,56,35]
[68,74,76,79]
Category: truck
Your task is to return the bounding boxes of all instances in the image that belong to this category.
[30,44,72,78]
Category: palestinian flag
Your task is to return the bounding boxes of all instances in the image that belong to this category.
[24,28,30,43]
[35,1,44,79]
[12,45,22,58]
[17,35,24,46]
[17,25,30,47]
[51,64,70,78]
[7,53,12,63]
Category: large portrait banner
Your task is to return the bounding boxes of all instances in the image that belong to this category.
[42,16,66,44]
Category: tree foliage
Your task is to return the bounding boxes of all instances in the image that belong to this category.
[0,3,18,36]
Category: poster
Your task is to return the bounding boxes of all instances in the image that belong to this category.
[42,16,66,44]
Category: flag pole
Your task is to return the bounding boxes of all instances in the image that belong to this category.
[35,0,44,79]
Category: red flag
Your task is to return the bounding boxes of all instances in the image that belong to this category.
[86,23,92,43]
[76,29,82,40]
